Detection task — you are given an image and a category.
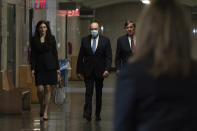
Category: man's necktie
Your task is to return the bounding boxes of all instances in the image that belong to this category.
[92,39,96,54]
[130,38,135,53]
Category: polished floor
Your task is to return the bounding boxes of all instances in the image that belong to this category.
[0,73,117,131]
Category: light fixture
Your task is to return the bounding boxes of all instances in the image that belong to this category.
[193,28,196,34]
[193,28,197,35]
[141,0,150,5]
[101,25,104,32]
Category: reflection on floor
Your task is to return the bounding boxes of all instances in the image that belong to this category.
[0,72,117,131]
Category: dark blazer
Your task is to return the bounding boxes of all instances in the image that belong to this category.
[77,35,112,78]
[115,59,197,131]
[115,34,134,70]
[30,35,59,72]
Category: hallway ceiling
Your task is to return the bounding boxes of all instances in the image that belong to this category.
[73,0,197,8]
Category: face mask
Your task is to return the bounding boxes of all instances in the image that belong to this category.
[91,30,99,38]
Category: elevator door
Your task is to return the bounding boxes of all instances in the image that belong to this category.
[7,4,16,85]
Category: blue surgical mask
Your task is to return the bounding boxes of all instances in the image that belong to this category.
[91,30,99,38]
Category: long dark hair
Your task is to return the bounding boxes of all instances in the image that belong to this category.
[132,0,193,77]
[34,20,52,39]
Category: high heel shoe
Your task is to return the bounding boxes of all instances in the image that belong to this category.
[43,117,48,121]
[43,113,48,121]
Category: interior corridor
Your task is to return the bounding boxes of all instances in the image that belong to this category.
[0,72,116,131]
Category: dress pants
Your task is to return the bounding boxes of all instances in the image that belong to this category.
[84,75,104,118]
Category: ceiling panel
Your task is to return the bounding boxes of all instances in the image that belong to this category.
[72,0,197,8]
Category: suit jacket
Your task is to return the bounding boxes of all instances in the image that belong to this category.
[77,35,112,78]
[30,35,59,72]
[115,34,134,70]
[115,59,197,131]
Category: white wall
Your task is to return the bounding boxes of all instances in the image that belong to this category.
[47,0,56,36]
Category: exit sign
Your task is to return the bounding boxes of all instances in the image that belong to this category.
[34,0,47,9]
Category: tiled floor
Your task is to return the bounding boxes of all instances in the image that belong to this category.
[0,73,117,131]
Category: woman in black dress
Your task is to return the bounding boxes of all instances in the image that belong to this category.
[30,20,60,120]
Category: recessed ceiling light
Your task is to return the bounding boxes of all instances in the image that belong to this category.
[141,0,150,4]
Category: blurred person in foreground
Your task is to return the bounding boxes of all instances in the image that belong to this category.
[114,0,197,130]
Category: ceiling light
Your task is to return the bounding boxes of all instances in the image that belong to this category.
[141,0,150,4]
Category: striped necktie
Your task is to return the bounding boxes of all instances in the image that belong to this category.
[130,38,135,53]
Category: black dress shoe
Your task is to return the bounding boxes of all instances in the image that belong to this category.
[83,114,91,121]
[85,116,91,121]
[95,116,101,121]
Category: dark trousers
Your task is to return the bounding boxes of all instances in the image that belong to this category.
[84,75,104,118]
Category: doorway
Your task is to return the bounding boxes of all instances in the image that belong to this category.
[0,1,2,69]
[7,3,16,85]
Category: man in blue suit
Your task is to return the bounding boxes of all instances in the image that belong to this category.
[115,21,136,75]
[77,21,112,121]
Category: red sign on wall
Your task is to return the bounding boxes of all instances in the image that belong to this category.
[57,8,80,17]
[34,0,47,9]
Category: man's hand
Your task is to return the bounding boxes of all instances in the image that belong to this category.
[77,74,84,80]
[103,71,110,78]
